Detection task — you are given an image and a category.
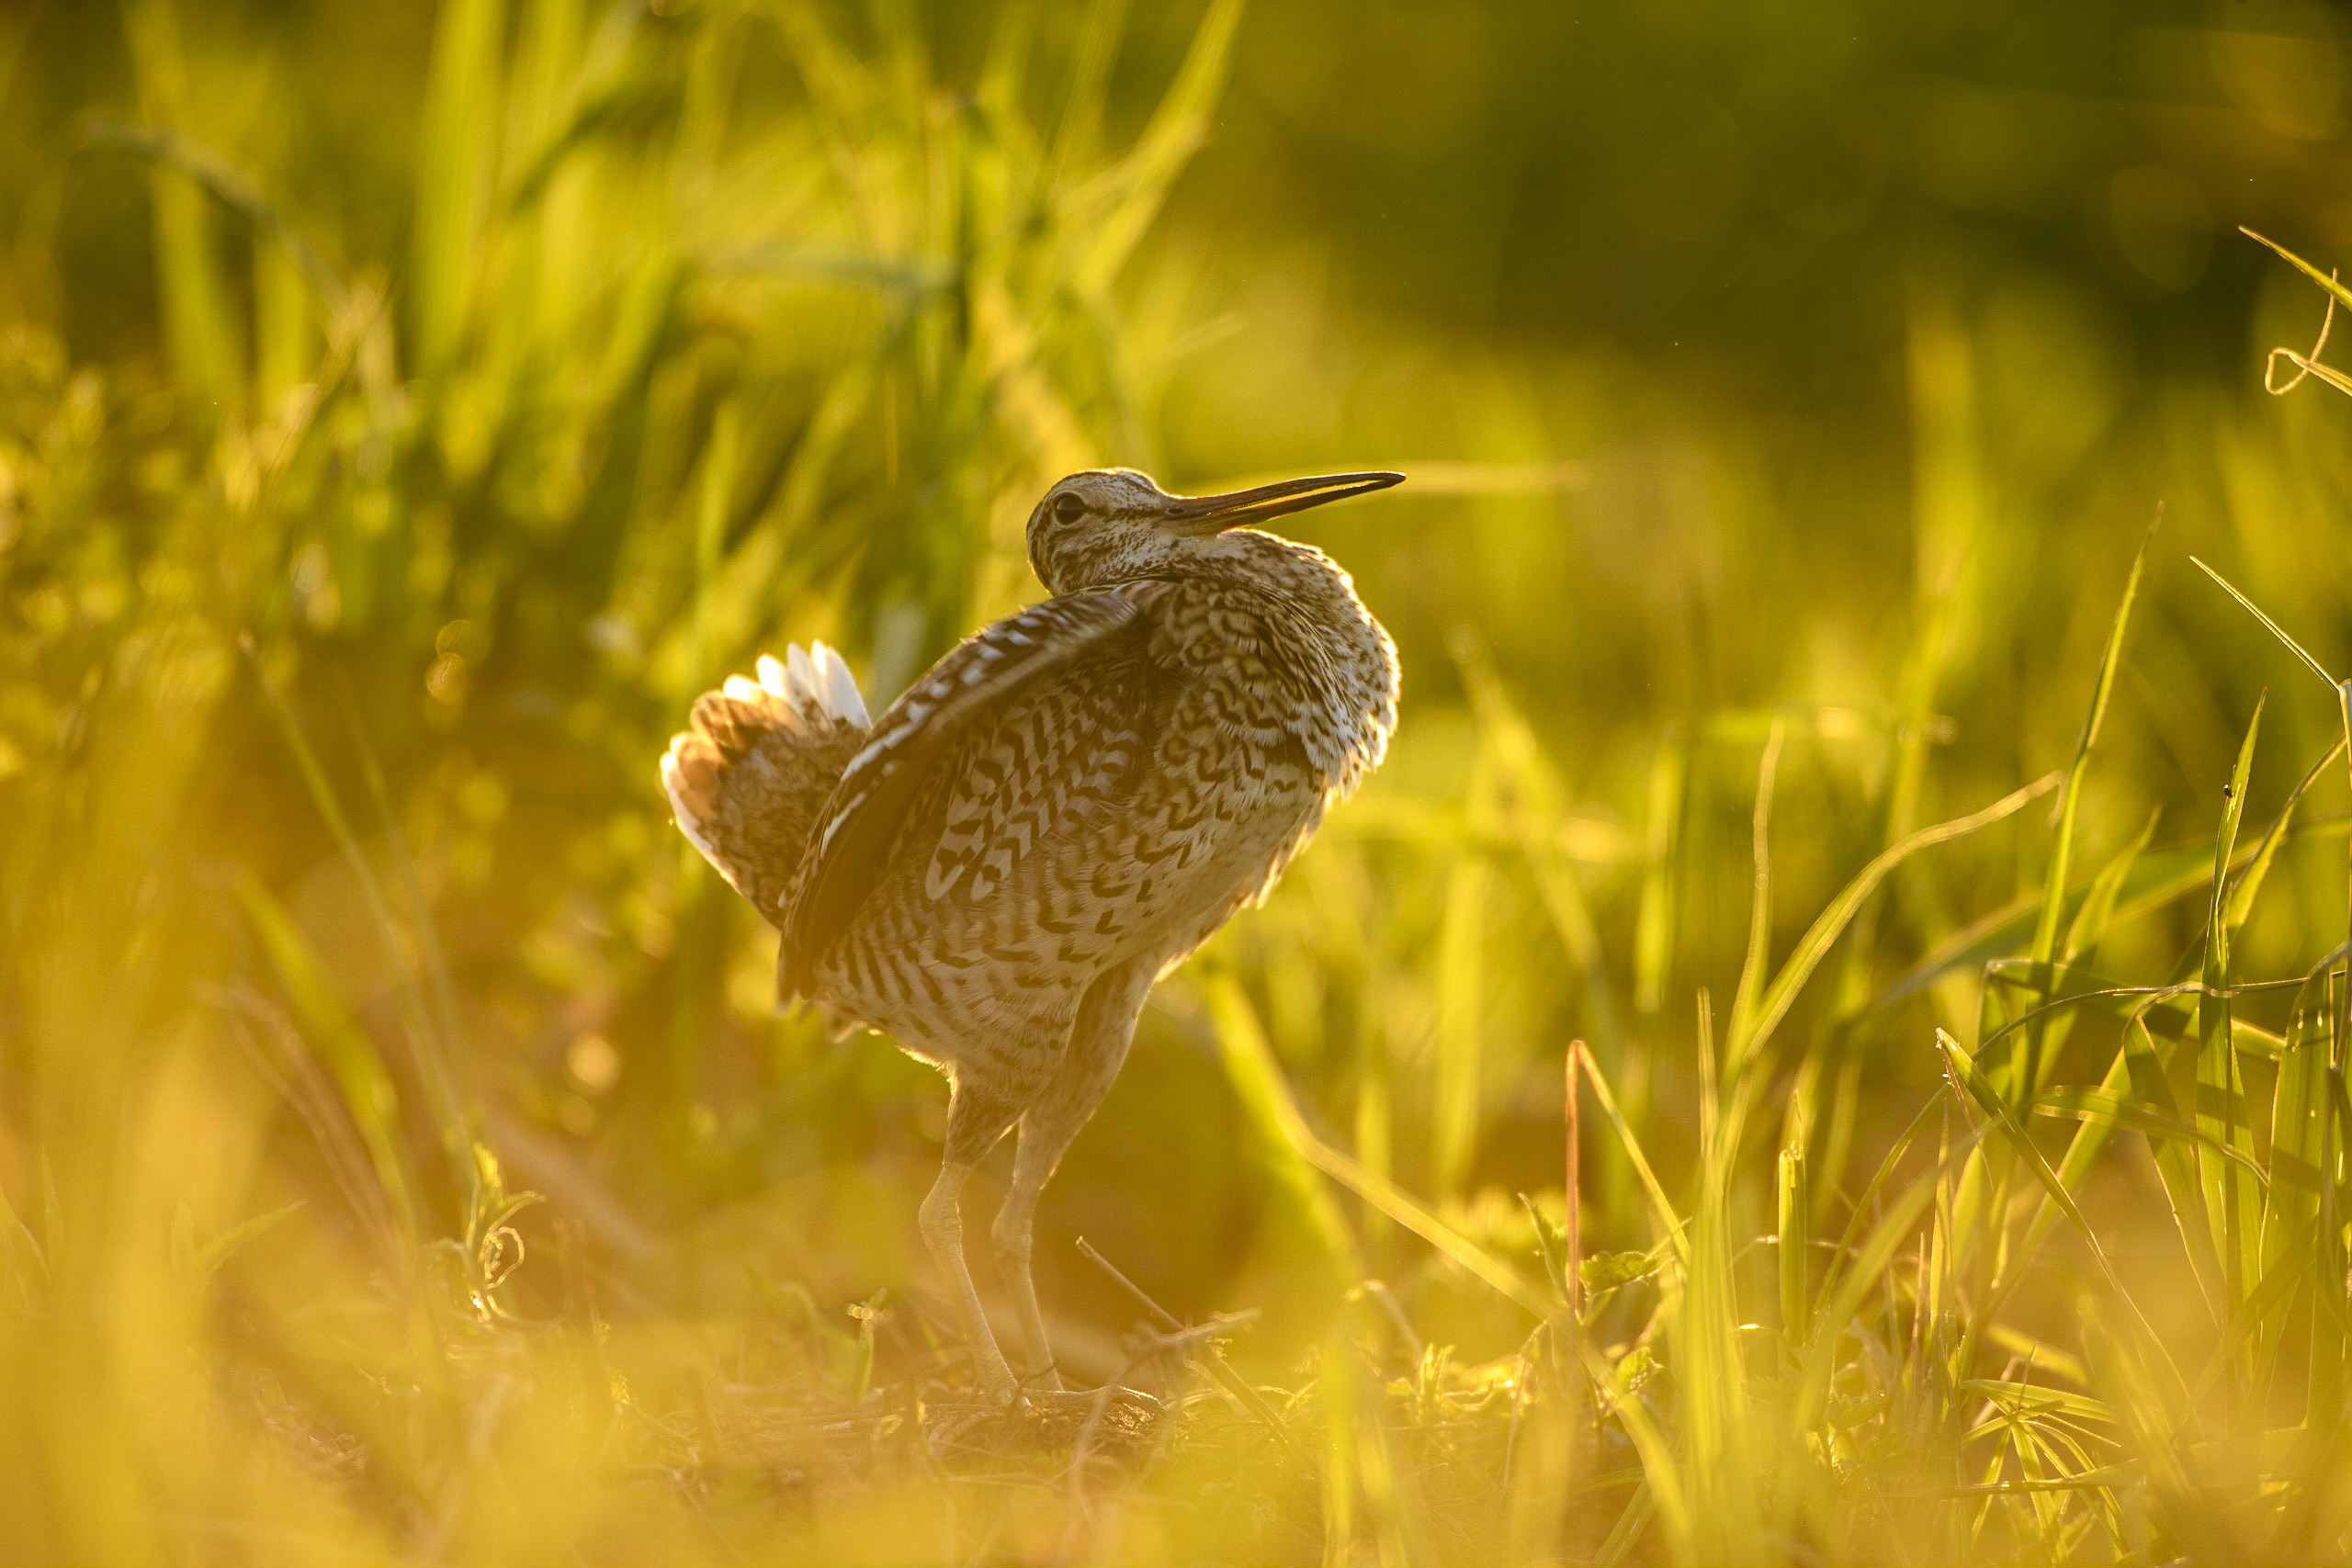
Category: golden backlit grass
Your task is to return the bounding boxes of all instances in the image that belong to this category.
[7,3,2352,1562]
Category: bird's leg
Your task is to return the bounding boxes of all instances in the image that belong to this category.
[989,1140,1066,1393]
[923,1079,1021,1403]
[992,960,1154,1392]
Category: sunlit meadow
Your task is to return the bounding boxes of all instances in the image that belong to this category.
[8,2,2352,1562]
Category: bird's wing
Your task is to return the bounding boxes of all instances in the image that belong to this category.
[779,586,1155,989]
[918,638,1158,909]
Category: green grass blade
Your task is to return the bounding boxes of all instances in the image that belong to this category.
[692,396,740,696]
[2124,1010,2227,1315]
[1433,848,1490,1201]
[1206,972,1558,1318]
[1937,1028,2186,1393]
[1453,636,1626,1054]
[2199,698,2263,1306]
[1204,969,1364,1282]
[1734,772,2062,1072]
[1792,1129,1984,1436]
[2243,227,2352,314]
[241,638,472,1211]
[650,359,876,697]
[1633,730,1688,1019]
[81,119,348,315]
[2228,738,2346,936]
[1726,720,1784,1054]
[0,1168,48,1296]
[1682,993,1762,1561]
[1778,1145,1809,1352]
[2189,556,2336,690]
[2021,524,2151,1094]
[1572,1045,1687,1262]
[1578,1339,1689,1560]
[2064,807,2159,964]
[229,870,422,1254]
[413,0,504,380]
[1046,0,1126,188]
[1434,736,1498,1201]
[119,1,241,408]
[188,1200,305,1285]
[2263,965,2334,1279]
[2034,1089,2270,1186]
[1959,1041,2138,1378]
[1874,821,2349,1013]
[1075,0,1244,295]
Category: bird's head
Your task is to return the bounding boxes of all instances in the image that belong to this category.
[1024,467,1404,594]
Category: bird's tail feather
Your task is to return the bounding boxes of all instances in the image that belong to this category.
[662,642,871,926]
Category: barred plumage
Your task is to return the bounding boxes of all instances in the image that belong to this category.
[662,467,1403,1403]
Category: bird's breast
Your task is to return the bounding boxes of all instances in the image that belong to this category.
[1146,571,1396,797]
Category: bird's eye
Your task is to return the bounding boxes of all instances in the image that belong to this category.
[1053,492,1087,525]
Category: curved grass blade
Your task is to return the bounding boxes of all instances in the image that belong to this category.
[2021,524,2152,1094]
[2033,1089,2270,1188]
[1936,1028,2187,1394]
[1727,720,1785,1054]
[2199,698,2265,1309]
[1732,771,2063,1073]
[2243,227,2352,314]
[2189,557,2335,692]
[1207,972,1557,1319]
[229,869,422,1254]
[241,637,472,1207]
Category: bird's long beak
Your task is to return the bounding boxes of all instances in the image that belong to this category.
[1159,470,1405,536]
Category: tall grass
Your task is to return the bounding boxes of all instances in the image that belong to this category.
[6,2,2352,1562]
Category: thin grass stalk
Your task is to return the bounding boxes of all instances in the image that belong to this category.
[1787,1126,1993,1456]
[1433,750,1497,1200]
[413,0,503,383]
[1778,1143,1808,1353]
[1571,1039,1685,1261]
[239,637,476,1222]
[1453,636,1627,1069]
[1632,728,1688,1021]
[2019,521,2151,1098]
[333,669,481,1132]
[1566,1041,1584,1324]
[2331,682,2352,1300]
[1204,970,1364,1284]
[1683,988,1764,1561]
[1936,1028,2192,1405]
[2199,699,2265,1329]
[2191,560,2352,1483]
[1579,1337,1689,1560]
[1725,719,1784,1064]
[121,0,240,410]
[1732,772,2062,1075]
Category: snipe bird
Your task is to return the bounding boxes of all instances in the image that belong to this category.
[662,467,1403,1402]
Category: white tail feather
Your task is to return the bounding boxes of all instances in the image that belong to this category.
[720,641,867,726]
[784,645,822,713]
[816,644,871,725]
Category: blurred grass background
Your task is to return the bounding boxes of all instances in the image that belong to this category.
[7,0,2352,1562]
